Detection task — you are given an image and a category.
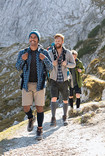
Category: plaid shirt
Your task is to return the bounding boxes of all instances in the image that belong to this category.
[16,45,53,91]
[57,52,64,82]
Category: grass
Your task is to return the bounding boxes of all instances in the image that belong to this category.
[0,120,28,141]
[0,111,25,132]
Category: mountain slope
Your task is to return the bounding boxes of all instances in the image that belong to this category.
[73,20,105,102]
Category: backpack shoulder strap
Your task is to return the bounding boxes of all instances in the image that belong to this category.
[62,47,67,61]
[22,48,29,70]
[52,46,57,60]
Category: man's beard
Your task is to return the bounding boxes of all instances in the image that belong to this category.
[55,44,62,49]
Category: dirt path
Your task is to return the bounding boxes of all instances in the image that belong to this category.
[1,102,105,156]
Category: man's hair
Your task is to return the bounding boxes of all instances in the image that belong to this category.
[54,34,64,41]
[71,50,78,56]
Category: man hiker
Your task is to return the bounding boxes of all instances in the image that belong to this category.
[48,34,76,126]
[68,50,85,115]
[16,30,53,140]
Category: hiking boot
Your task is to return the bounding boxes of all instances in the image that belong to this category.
[27,116,36,132]
[50,117,56,127]
[62,115,68,126]
[36,127,43,141]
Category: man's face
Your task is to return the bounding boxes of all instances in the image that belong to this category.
[29,34,38,46]
[55,37,64,49]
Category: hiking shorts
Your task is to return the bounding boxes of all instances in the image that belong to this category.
[22,82,45,106]
[69,85,81,96]
[50,79,68,101]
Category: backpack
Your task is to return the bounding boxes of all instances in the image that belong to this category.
[20,48,29,90]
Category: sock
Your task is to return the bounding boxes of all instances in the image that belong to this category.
[37,112,44,127]
[51,102,57,118]
[25,108,33,119]
[69,98,73,108]
[63,103,68,116]
[76,98,80,108]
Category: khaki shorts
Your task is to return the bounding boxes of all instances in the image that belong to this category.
[22,82,45,106]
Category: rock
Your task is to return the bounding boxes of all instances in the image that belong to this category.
[82,74,105,101]
[80,113,91,124]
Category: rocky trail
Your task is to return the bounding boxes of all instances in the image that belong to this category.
[0,101,105,156]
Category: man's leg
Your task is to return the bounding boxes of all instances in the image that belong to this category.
[35,106,44,140]
[24,106,35,132]
[61,81,69,126]
[62,100,68,126]
[24,106,33,119]
[63,100,68,117]
[51,97,57,118]
[36,106,44,129]
[50,97,57,126]
[34,88,45,140]
[50,80,59,126]
[22,89,35,132]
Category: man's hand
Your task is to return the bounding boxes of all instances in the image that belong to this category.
[77,69,82,73]
[39,53,45,60]
[62,61,67,66]
[53,60,57,66]
[22,53,28,60]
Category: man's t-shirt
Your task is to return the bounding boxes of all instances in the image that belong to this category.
[29,50,37,82]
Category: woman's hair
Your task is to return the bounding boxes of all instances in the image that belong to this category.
[71,50,78,56]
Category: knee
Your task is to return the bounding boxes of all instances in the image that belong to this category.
[23,106,30,112]
[76,94,80,98]
[36,106,43,113]
[51,97,57,102]
[69,96,73,99]
[63,100,68,104]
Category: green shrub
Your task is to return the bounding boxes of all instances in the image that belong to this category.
[78,38,99,58]
[88,25,100,38]
[101,45,105,51]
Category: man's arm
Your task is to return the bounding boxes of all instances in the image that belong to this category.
[39,51,53,72]
[16,50,26,71]
[66,51,76,68]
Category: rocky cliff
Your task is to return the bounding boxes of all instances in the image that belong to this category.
[0,0,105,48]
